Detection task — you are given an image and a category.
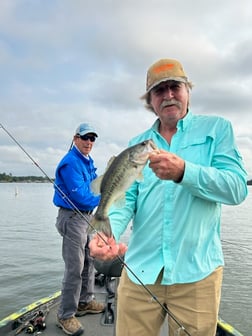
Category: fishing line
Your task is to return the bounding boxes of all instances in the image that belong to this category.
[116,254,190,335]
[0,123,191,336]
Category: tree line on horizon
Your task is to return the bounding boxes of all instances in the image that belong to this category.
[0,172,251,185]
[0,172,52,183]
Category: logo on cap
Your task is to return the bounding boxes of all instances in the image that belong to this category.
[153,63,175,74]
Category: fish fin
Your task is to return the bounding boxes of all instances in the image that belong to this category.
[91,156,117,194]
[113,195,126,208]
[106,156,116,170]
[91,175,103,194]
[90,215,112,237]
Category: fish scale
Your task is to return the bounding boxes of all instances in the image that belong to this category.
[91,139,158,236]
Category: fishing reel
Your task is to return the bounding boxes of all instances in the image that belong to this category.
[25,310,46,334]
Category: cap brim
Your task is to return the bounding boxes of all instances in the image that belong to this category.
[77,131,98,137]
[141,77,188,100]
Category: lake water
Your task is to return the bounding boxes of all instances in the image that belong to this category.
[0,183,251,335]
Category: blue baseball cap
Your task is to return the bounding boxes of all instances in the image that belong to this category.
[75,123,98,137]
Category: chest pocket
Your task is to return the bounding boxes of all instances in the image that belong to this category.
[179,135,214,166]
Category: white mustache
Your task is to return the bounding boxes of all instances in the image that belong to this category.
[160,99,181,109]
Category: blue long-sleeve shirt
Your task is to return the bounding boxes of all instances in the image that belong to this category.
[109,111,248,285]
[53,145,100,211]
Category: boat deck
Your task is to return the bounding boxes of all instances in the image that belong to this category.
[2,285,116,336]
[39,292,116,336]
[0,275,243,336]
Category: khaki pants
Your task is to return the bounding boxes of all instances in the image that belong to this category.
[116,267,223,336]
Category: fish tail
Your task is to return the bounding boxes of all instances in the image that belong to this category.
[90,214,112,237]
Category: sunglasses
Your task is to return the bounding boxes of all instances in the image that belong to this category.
[152,81,183,96]
[78,134,96,142]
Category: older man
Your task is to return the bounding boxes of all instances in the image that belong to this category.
[89,59,248,336]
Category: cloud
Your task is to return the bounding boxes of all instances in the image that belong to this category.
[0,0,252,179]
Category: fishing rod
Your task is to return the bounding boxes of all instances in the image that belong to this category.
[0,123,191,336]
[116,254,190,335]
[0,123,99,233]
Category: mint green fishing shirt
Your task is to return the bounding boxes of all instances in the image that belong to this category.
[109,111,248,285]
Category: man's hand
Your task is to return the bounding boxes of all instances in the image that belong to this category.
[89,232,128,261]
[149,149,185,182]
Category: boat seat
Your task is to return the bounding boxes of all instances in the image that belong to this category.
[94,256,124,326]
[94,256,124,278]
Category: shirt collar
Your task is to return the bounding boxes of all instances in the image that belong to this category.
[177,109,193,131]
[152,109,193,133]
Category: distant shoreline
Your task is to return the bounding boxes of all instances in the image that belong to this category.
[0,173,53,183]
[0,173,251,185]
[0,180,51,183]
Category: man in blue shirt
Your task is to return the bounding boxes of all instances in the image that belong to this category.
[89,59,248,336]
[53,123,105,336]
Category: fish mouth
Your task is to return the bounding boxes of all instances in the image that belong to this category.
[147,139,158,151]
[131,139,158,164]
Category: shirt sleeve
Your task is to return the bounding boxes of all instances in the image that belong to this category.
[181,120,248,205]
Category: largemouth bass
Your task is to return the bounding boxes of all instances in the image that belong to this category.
[91,139,158,236]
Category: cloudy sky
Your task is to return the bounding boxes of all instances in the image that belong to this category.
[0,0,252,179]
